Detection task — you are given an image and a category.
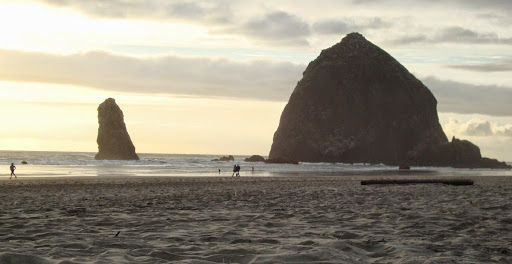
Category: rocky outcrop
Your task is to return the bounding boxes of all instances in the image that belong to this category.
[95,98,139,160]
[244,155,265,162]
[265,158,299,165]
[408,137,510,168]
[212,155,234,162]
[269,33,447,165]
[268,32,510,169]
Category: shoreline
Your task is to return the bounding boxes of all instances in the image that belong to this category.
[1,175,511,263]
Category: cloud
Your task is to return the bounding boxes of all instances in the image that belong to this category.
[390,35,428,45]
[352,0,512,9]
[0,49,510,118]
[465,121,493,136]
[391,27,512,45]
[444,119,512,138]
[0,49,303,101]
[221,11,311,46]
[313,17,390,35]
[42,0,232,24]
[448,58,512,72]
[456,0,512,9]
[421,76,512,116]
[497,126,512,137]
[435,27,511,44]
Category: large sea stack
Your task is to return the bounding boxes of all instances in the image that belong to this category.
[269,33,510,168]
[95,98,139,160]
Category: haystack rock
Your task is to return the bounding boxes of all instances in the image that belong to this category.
[269,33,510,168]
[95,98,139,160]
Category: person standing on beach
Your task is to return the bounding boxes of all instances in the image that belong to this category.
[232,165,237,177]
[9,163,16,179]
[236,164,241,177]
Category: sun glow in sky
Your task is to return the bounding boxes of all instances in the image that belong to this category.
[0,0,511,160]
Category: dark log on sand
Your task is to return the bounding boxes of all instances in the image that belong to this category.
[361,179,474,186]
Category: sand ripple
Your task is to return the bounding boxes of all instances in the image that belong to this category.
[1,176,511,263]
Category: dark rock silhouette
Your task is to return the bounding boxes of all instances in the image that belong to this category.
[399,164,410,170]
[409,137,510,168]
[265,158,299,165]
[95,98,139,160]
[212,155,234,162]
[269,32,510,169]
[244,155,265,162]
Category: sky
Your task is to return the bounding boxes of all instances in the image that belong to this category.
[0,0,511,160]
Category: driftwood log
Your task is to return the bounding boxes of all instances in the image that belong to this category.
[361,179,474,186]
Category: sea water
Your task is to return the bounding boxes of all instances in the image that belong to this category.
[1,150,511,178]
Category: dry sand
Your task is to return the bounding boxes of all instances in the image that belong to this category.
[0,175,511,263]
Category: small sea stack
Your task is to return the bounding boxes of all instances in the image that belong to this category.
[244,155,265,162]
[212,155,234,162]
[95,98,139,160]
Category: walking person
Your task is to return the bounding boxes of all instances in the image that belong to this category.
[10,163,16,179]
[236,164,241,177]
[232,165,237,177]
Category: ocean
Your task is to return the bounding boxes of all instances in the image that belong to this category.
[1,150,511,178]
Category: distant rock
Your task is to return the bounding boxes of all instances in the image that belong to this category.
[408,137,511,169]
[399,164,410,170]
[21,160,28,164]
[244,155,265,162]
[94,98,139,160]
[265,158,299,165]
[268,32,510,169]
[212,155,234,162]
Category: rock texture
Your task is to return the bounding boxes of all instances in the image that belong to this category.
[212,155,234,162]
[244,155,265,162]
[409,137,510,168]
[268,33,510,169]
[264,158,299,165]
[95,98,139,160]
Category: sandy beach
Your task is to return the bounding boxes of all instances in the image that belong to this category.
[1,175,511,263]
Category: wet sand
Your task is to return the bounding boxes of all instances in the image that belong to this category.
[1,175,511,263]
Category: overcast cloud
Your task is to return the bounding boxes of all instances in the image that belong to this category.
[42,0,233,24]
[313,17,390,35]
[465,121,494,136]
[444,119,512,138]
[0,49,302,101]
[36,0,512,48]
[1,49,510,117]
[222,11,311,47]
[423,77,512,117]
[391,27,512,45]
[448,58,512,72]
[352,0,512,10]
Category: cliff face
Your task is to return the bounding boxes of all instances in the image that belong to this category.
[95,98,139,160]
[268,33,510,168]
[269,33,447,164]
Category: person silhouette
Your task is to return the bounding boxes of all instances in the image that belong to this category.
[235,164,241,177]
[232,165,237,177]
[10,163,16,179]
